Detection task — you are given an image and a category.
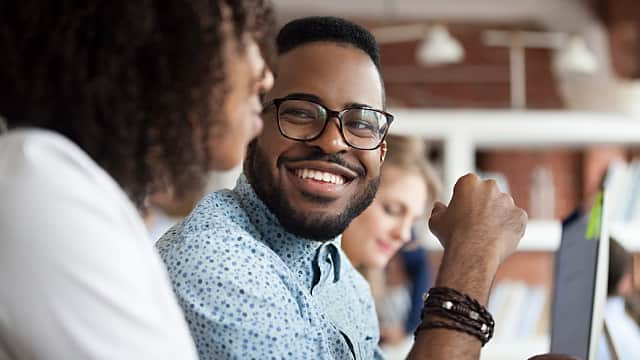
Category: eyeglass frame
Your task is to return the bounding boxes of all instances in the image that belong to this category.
[262,96,394,151]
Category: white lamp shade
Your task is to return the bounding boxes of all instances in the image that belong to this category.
[416,24,464,66]
[553,35,598,74]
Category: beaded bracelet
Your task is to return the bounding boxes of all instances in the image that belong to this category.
[414,286,495,346]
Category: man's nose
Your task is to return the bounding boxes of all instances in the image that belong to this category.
[306,118,350,154]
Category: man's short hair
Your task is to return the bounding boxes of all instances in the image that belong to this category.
[276,16,380,69]
[275,16,385,106]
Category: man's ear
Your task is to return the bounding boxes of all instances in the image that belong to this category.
[380,140,387,163]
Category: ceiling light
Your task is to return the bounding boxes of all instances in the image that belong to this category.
[553,35,598,75]
[416,25,464,66]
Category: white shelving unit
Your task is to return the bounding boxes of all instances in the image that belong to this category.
[389,109,640,190]
[609,222,640,251]
[481,336,550,360]
[423,219,562,251]
[423,220,640,252]
[389,109,640,252]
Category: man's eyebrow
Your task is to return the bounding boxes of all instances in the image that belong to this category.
[284,93,374,109]
[284,92,323,103]
[344,101,374,109]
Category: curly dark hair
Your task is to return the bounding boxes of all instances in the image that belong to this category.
[0,0,275,208]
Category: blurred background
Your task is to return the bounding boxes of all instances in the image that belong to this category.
[270,0,640,359]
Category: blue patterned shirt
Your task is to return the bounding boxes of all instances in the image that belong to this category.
[157,176,383,359]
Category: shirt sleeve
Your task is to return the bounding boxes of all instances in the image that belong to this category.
[158,227,331,359]
[0,133,198,359]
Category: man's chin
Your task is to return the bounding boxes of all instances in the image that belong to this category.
[272,185,377,241]
[298,190,339,204]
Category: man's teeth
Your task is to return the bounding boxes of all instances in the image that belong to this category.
[294,169,345,185]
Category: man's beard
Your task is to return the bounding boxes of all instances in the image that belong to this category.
[244,140,379,241]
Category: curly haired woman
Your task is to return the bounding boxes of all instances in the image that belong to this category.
[0,1,274,358]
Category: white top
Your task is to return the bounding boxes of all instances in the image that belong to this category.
[0,129,198,359]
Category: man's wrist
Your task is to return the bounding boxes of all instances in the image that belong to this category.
[435,239,501,304]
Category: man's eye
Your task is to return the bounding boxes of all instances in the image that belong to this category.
[345,119,379,138]
[348,120,374,130]
[282,109,316,118]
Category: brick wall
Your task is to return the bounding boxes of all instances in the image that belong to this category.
[477,149,584,219]
[374,22,587,219]
[377,23,564,109]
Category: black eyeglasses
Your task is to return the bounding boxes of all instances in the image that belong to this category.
[263,97,394,150]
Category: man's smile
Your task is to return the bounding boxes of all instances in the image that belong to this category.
[294,168,345,185]
[284,160,358,199]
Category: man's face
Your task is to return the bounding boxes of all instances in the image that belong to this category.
[245,42,387,241]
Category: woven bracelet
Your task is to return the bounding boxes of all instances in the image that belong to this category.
[415,286,495,346]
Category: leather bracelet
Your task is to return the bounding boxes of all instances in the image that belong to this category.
[427,287,493,324]
[415,287,495,346]
[415,320,490,345]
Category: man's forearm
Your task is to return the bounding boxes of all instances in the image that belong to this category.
[409,174,527,359]
[407,245,500,360]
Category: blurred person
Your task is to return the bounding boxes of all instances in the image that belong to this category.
[157,16,534,360]
[598,238,639,359]
[0,0,274,358]
[625,290,640,326]
[608,237,634,297]
[341,134,442,345]
[342,135,441,268]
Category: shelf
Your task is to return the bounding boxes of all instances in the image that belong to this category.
[387,109,640,196]
[424,219,640,252]
[608,222,640,251]
[380,335,550,360]
[481,336,549,360]
[424,220,562,251]
[388,109,640,148]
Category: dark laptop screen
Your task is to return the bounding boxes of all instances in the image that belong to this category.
[550,191,608,360]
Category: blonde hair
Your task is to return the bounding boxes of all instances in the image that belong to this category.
[383,134,443,205]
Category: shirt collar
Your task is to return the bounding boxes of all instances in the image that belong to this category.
[233,175,342,291]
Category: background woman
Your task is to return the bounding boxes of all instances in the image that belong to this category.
[341,134,443,346]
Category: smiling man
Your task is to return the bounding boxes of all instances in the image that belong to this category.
[158,16,527,360]
[158,17,388,359]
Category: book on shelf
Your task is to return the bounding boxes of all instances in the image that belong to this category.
[488,281,549,340]
[603,160,640,251]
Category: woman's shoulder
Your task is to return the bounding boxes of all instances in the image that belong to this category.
[1,129,133,205]
[2,129,110,183]
[0,128,146,238]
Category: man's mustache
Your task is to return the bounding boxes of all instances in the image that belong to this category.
[278,151,366,177]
